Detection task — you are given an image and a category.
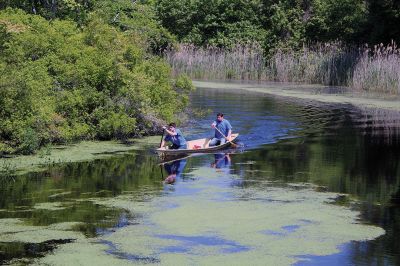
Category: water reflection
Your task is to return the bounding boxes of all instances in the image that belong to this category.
[211,153,231,170]
[163,159,188,184]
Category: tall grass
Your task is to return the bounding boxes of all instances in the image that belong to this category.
[352,42,400,94]
[265,43,359,85]
[164,42,400,95]
[165,43,266,80]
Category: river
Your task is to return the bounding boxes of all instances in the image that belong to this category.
[1,83,399,265]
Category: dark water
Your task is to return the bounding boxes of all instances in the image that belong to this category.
[1,86,400,265]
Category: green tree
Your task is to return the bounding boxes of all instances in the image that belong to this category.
[365,0,400,44]
[0,7,192,154]
[305,0,368,43]
[156,0,267,48]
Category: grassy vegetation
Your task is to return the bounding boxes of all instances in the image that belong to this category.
[165,42,400,95]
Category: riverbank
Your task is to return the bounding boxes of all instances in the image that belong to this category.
[0,137,160,175]
[3,80,398,176]
[193,81,400,111]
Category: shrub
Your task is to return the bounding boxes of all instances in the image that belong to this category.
[0,8,190,154]
[19,128,40,155]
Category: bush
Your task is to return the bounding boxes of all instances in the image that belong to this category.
[19,128,40,155]
[0,7,191,154]
[98,113,136,140]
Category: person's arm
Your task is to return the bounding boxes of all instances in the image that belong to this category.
[226,121,232,140]
[160,139,166,148]
[227,129,232,140]
[164,128,177,136]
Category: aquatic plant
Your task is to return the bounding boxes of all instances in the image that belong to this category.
[165,42,400,95]
[352,41,400,94]
[0,160,17,181]
[164,43,266,81]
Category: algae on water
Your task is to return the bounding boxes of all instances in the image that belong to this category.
[34,166,384,266]
[0,137,160,175]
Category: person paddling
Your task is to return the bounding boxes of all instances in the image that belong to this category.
[209,113,232,146]
[160,123,187,149]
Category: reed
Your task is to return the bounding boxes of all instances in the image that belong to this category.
[164,43,267,80]
[164,42,400,95]
[352,42,400,95]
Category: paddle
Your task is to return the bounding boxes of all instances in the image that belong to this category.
[213,125,238,148]
[159,128,165,148]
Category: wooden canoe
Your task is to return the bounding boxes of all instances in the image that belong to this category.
[156,133,239,157]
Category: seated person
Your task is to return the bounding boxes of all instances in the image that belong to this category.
[160,122,187,149]
[209,113,232,146]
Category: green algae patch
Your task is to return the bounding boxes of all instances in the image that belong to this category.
[33,166,385,265]
[33,202,67,211]
[0,137,158,175]
[193,81,400,112]
[32,239,134,266]
[0,219,83,243]
[48,191,73,199]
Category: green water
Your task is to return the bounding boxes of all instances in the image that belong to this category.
[1,85,399,265]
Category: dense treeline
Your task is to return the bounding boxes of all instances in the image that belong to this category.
[155,0,400,52]
[7,0,398,55]
[0,1,193,155]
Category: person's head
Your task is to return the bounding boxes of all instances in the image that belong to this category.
[168,122,176,132]
[216,113,224,122]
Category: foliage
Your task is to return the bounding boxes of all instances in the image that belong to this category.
[0,7,192,154]
[155,0,267,48]
[305,0,368,43]
[0,0,176,52]
[0,0,92,23]
[155,0,400,54]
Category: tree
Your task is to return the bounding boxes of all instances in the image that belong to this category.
[0,7,192,154]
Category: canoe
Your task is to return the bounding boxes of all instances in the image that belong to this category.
[156,133,239,157]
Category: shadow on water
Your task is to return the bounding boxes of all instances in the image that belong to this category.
[0,239,74,265]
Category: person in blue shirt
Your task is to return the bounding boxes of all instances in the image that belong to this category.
[160,122,187,149]
[209,113,232,146]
